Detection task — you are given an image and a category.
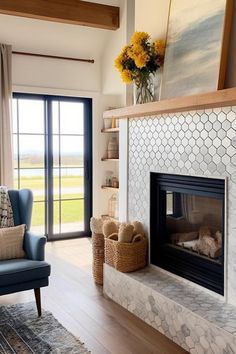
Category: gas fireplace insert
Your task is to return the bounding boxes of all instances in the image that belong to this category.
[150,173,225,295]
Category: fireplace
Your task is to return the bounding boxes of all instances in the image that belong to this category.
[150,173,225,295]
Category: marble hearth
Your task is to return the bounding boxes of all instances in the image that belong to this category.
[104,264,236,353]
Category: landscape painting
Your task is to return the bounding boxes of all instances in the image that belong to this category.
[160,0,232,100]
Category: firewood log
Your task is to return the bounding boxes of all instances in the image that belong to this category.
[215,230,222,246]
[170,231,198,244]
[193,235,221,258]
[199,226,211,239]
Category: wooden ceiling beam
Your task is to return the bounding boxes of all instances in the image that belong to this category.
[0,0,119,30]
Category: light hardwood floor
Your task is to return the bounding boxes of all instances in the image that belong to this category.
[0,238,187,354]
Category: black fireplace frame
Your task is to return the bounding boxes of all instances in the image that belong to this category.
[150,173,225,295]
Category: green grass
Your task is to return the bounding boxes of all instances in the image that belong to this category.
[16,175,84,190]
[32,200,84,226]
[16,175,84,227]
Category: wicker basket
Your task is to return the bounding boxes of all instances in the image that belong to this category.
[105,235,147,272]
[92,232,104,285]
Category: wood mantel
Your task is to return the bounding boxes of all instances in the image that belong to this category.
[0,0,119,30]
[103,88,236,120]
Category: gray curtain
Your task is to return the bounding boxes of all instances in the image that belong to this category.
[0,44,13,187]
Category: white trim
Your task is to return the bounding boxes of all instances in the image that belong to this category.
[119,119,129,221]
[12,84,100,99]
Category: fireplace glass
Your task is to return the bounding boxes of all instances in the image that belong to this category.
[166,192,223,263]
[150,173,225,294]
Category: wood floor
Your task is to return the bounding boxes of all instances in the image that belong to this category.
[0,238,187,354]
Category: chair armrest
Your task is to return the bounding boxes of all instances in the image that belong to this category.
[24,231,47,261]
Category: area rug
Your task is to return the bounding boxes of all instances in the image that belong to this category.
[0,302,90,353]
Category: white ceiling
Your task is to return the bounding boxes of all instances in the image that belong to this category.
[0,0,120,61]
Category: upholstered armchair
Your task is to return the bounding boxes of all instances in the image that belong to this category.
[0,189,51,316]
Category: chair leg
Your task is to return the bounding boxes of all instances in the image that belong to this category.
[34,288,42,317]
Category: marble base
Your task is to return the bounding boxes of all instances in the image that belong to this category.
[104,264,236,353]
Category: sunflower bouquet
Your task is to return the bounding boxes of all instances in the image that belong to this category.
[115,32,165,104]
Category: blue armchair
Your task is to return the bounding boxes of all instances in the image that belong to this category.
[0,189,51,316]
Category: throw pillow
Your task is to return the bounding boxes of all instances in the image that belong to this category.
[0,224,26,260]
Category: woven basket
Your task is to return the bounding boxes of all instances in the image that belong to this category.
[105,235,147,272]
[92,232,104,285]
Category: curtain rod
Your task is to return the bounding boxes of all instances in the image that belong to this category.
[12,51,94,63]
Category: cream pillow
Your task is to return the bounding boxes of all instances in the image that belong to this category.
[0,224,26,260]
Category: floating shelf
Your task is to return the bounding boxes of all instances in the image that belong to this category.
[101,214,119,221]
[101,127,119,133]
[103,87,236,120]
[101,185,119,190]
[101,158,119,162]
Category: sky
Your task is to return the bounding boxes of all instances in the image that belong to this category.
[13,99,84,154]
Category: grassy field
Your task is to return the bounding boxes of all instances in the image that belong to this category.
[16,175,84,227]
[32,200,84,227]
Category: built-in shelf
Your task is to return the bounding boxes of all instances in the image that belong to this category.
[101,127,119,133]
[103,87,236,120]
[101,158,119,162]
[101,214,118,221]
[101,185,119,190]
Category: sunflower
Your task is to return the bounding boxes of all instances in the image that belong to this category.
[131,31,150,45]
[114,31,166,88]
[154,39,166,57]
[120,69,133,84]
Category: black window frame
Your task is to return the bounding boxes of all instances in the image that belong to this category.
[13,92,92,240]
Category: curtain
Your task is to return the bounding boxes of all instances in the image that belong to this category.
[181,194,203,225]
[0,44,13,187]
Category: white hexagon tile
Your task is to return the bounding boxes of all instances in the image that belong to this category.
[128,107,236,307]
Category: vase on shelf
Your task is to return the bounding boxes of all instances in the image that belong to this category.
[107,137,119,159]
[133,74,155,105]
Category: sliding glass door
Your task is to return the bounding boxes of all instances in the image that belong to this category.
[13,93,92,240]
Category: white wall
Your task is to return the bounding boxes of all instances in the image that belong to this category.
[100,0,135,221]
[135,0,170,40]
[101,0,127,101]
[12,55,101,92]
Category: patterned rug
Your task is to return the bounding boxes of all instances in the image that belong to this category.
[0,302,90,353]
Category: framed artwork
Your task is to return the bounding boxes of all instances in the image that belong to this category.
[160,0,233,100]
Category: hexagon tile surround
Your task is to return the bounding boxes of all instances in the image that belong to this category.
[103,106,236,354]
[128,107,236,229]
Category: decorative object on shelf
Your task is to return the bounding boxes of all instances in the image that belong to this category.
[114,31,165,104]
[104,220,147,272]
[133,73,155,105]
[111,117,117,128]
[160,0,233,100]
[108,194,118,218]
[107,136,119,159]
[111,176,119,188]
[105,170,113,187]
